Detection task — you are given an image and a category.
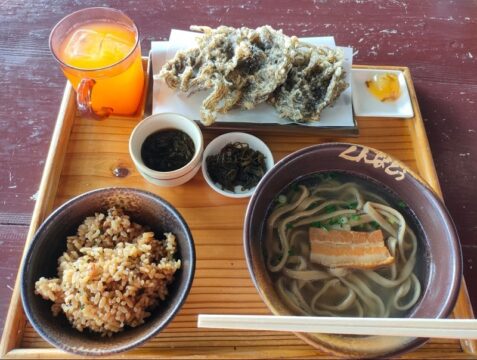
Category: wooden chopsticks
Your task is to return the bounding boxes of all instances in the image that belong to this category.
[198,315,477,339]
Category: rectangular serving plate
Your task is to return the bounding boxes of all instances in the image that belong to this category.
[151,37,358,136]
[1,61,476,359]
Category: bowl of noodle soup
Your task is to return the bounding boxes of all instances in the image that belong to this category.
[244,143,461,358]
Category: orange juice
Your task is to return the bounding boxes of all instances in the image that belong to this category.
[58,21,144,115]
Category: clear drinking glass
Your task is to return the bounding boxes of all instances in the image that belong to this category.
[50,7,145,118]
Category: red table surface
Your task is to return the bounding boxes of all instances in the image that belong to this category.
[0,0,476,338]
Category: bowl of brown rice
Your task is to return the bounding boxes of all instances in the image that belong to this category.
[21,187,195,356]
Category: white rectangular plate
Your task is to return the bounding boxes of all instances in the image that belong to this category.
[151,31,354,128]
[351,69,414,118]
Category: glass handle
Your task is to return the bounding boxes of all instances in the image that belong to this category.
[77,78,112,120]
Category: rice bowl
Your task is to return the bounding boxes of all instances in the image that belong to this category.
[35,207,181,336]
[21,187,195,356]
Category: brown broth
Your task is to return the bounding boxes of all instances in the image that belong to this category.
[265,171,428,318]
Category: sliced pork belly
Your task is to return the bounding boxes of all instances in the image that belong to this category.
[309,228,395,270]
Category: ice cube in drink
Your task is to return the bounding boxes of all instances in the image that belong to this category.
[63,29,103,64]
[99,33,134,62]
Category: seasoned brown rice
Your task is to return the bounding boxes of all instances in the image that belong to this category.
[35,207,181,336]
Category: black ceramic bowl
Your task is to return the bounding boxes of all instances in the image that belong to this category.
[244,143,462,358]
[21,188,195,356]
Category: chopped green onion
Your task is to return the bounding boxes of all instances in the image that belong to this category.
[348,201,358,209]
[277,194,287,204]
[398,201,406,209]
[325,205,337,213]
[351,214,361,221]
[328,218,339,226]
[286,223,294,229]
[338,216,348,225]
[370,221,380,229]
[314,173,337,182]
[310,221,322,228]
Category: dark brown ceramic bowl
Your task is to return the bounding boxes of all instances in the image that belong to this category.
[244,143,462,358]
[21,188,195,356]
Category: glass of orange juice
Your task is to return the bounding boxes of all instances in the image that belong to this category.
[50,7,144,118]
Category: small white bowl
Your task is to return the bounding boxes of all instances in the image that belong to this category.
[202,132,274,198]
[129,113,203,187]
[140,161,202,187]
[351,69,414,118]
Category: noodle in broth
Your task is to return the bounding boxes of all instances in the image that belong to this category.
[265,174,422,318]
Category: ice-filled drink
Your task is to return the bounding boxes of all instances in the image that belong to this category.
[50,8,144,117]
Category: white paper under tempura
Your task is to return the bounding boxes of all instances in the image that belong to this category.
[151,30,353,127]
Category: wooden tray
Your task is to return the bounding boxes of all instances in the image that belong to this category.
[1,63,476,359]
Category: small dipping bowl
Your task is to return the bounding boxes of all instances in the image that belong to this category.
[351,69,414,118]
[202,132,274,198]
[129,113,204,187]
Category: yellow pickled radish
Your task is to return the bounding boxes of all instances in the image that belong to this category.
[365,73,401,102]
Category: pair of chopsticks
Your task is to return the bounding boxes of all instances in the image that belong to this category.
[198,315,477,339]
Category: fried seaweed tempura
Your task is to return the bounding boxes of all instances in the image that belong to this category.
[159,25,347,125]
[269,42,348,122]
